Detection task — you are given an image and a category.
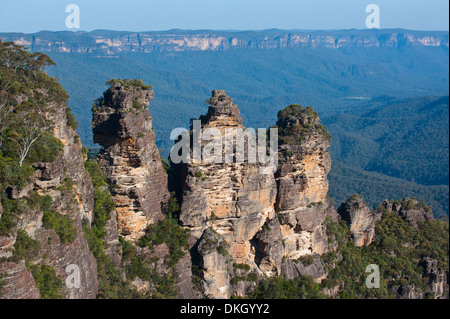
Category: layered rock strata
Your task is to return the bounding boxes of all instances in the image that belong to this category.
[275,105,335,258]
[92,81,170,242]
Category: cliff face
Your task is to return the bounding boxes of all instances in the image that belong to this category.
[178,92,335,298]
[0,98,98,299]
[1,30,448,54]
[33,118,99,300]
[92,81,170,242]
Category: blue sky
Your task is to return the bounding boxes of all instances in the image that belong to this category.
[0,0,448,33]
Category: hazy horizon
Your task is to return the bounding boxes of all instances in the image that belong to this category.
[1,0,448,33]
[2,27,449,35]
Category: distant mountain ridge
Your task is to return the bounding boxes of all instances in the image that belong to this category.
[0,29,448,54]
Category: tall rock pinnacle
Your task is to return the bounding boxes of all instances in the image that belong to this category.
[275,105,335,259]
[92,80,169,242]
[204,90,244,129]
[179,90,278,298]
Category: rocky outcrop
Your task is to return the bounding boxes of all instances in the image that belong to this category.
[281,256,327,282]
[91,80,197,299]
[275,105,335,258]
[392,198,434,230]
[390,285,425,299]
[422,257,449,299]
[178,93,335,298]
[92,80,170,242]
[338,195,375,247]
[380,198,435,230]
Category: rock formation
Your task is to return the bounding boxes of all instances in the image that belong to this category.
[1,36,448,300]
[92,80,170,242]
[275,105,336,258]
[177,92,336,298]
[422,257,449,299]
[178,90,278,297]
[385,198,435,230]
[338,194,375,247]
[91,80,197,299]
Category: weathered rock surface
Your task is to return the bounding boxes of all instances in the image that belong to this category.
[252,218,284,277]
[179,91,278,298]
[281,255,327,282]
[422,257,449,299]
[0,261,41,299]
[93,81,169,242]
[174,252,198,299]
[178,94,335,298]
[338,195,375,247]
[103,209,122,268]
[197,228,232,299]
[0,96,98,299]
[276,105,335,258]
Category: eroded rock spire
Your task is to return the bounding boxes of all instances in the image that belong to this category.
[92,80,169,242]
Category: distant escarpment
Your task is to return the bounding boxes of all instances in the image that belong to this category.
[1,29,448,55]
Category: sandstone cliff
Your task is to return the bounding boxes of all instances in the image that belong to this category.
[0,93,98,299]
[91,80,197,299]
[178,90,277,298]
[177,92,336,298]
[2,30,448,55]
[1,38,448,300]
